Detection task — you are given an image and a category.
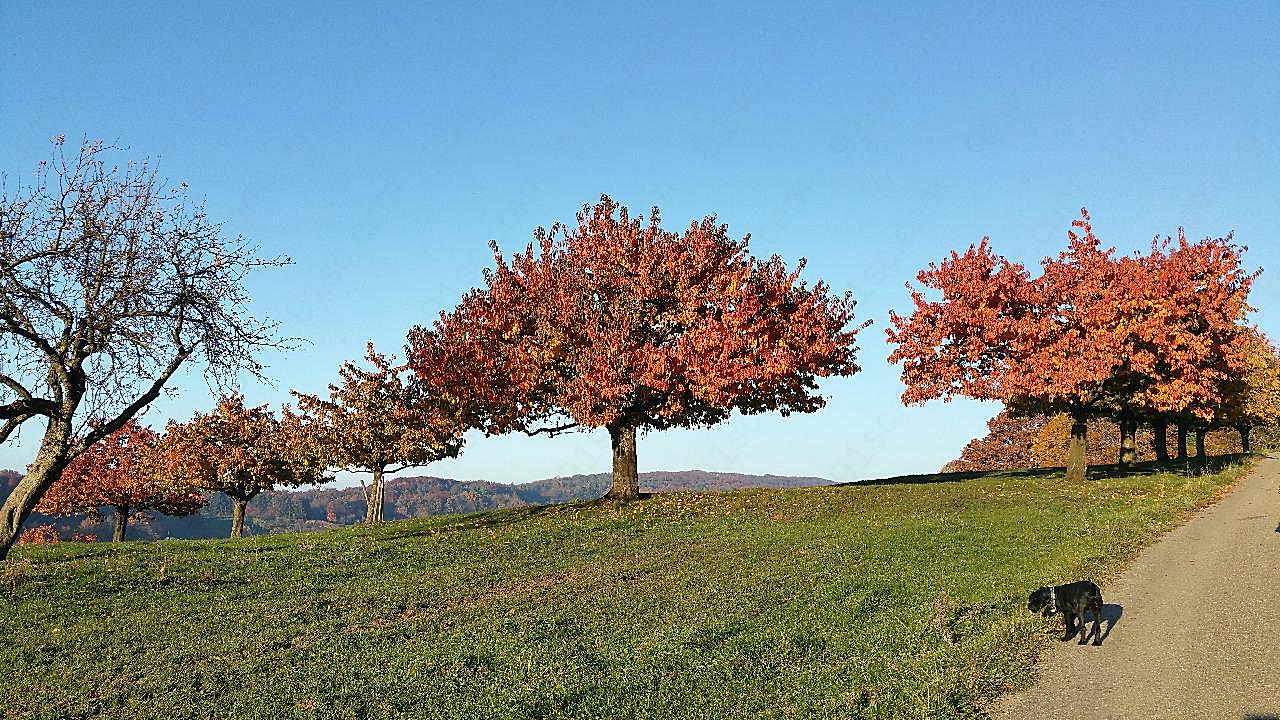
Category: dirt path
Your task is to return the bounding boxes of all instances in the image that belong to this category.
[992,457,1280,720]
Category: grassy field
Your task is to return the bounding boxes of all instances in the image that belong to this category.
[0,457,1254,720]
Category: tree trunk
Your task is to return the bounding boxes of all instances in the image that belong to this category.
[230,497,249,539]
[1177,422,1189,461]
[112,505,129,543]
[1195,428,1207,459]
[1066,414,1088,482]
[1239,426,1252,454]
[0,419,72,560]
[375,479,385,522]
[605,425,640,500]
[364,468,387,524]
[1153,420,1170,462]
[1118,417,1138,470]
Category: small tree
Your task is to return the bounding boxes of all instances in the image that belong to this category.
[1217,329,1280,452]
[293,342,465,523]
[942,409,1047,473]
[408,196,866,499]
[152,394,328,538]
[0,137,289,559]
[36,418,205,541]
[16,525,59,545]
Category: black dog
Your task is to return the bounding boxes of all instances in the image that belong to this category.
[1028,580,1104,645]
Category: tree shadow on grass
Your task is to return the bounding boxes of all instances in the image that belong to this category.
[844,466,1061,487]
[1089,454,1250,480]
[844,455,1252,488]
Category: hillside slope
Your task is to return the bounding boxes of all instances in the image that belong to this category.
[3,469,829,540]
[0,458,1252,719]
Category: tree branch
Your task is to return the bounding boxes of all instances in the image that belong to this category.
[78,346,193,452]
[0,413,33,444]
[523,421,580,437]
[0,373,36,403]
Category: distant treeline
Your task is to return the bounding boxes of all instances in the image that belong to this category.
[5,469,828,541]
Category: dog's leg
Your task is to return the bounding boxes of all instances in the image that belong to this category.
[1090,596,1104,646]
[1061,613,1075,641]
[1076,608,1089,644]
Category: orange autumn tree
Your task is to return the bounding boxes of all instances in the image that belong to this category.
[889,210,1256,481]
[886,215,1114,482]
[1217,329,1280,452]
[36,419,205,542]
[152,394,329,538]
[1118,230,1258,460]
[942,409,1047,473]
[1002,211,1139,479]
[293,343,465,524]
[408,195,867,499]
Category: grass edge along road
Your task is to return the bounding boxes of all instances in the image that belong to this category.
[0,457,1256,720]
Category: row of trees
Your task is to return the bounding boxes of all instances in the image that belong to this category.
[2,137,865,553]
[29,194,871,538]
[26,402,320,542]
[36,419,205,542]
[942,409,1266,475]
[888,209,1269,480]
[0,137,1268,554]
[31,346,468,541]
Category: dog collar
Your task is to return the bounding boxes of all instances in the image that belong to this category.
[1049,586,1057,614]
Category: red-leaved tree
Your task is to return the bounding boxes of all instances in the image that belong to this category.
[36,419,205,542]
[408,196,867,499]
[293,343,465,524]
[152,394,329,538]
[1113,230,1257,462]
[889,210,1256,481]
[942,409,1047,473]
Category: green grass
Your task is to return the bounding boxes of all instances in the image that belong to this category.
[0,458,1255,720]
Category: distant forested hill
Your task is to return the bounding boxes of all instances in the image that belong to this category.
[2,469,829,541]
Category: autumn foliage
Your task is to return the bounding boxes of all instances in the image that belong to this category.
[889,209,1259,480]
[1217,329,1280,451]
[36,419,205,542]
[941,411,1047,473]
[152,394,329,538]
[16,524,60,545]
[408,196,866,499]
[944,408,1249,474]
[293,343,465,523]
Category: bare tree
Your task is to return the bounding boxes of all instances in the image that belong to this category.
[0,136,290,558]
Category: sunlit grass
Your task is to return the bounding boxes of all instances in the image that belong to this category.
[0,457,1252,720]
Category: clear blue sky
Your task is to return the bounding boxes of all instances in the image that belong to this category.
[2,1,1277,486]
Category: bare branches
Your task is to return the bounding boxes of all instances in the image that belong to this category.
[0,136,292,445]
[78,346,192,453]
[0,413,33,445]
[0,373,35,404]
